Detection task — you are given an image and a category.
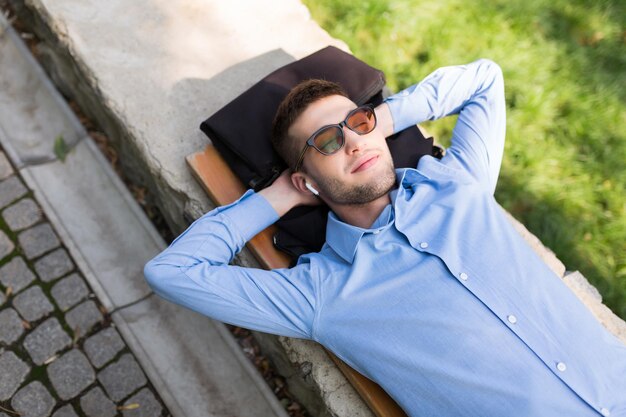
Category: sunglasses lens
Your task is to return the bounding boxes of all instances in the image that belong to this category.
[347,107,376,134]
[313,126,343,154]
[305,106,375,162]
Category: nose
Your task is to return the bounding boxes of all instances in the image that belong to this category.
[343,126,365,154]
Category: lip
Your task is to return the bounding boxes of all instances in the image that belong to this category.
[351,154,379,173]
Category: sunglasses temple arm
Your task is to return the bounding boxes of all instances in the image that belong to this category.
[293,146,308,172]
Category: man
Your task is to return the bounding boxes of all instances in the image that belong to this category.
[144,59,626,416]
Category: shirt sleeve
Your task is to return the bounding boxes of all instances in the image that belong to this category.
[143,190,317,339]
[384,58,506,194]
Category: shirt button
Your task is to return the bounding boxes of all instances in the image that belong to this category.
[459,272,468,281]
[556,362,567,372]
[419,242,428,249]
[507,315,518,324]
[373,230,381,234]
[600,408,610,416]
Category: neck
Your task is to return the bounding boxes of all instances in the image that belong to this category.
[329,192,391,229]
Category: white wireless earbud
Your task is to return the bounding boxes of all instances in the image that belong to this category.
[305,182,319,196]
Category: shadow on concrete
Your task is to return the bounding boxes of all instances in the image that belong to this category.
[170,49,295,134]
[165,48,297,221]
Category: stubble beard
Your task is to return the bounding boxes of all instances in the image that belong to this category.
[314,158,397,205]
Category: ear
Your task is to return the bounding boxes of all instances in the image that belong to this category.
[291,171,317,195]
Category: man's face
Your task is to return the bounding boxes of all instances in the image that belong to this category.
[289,95,396,205]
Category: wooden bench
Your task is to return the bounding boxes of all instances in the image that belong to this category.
[187,144,408,417]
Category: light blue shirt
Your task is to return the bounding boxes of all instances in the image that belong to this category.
[144,59,626,417]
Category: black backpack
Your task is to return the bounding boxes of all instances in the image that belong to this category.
[200,46,441,260]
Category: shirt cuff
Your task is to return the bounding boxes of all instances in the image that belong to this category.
[383,84,430,133]
[221,190,280,242]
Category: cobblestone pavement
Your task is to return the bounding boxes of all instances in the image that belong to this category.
[0,148,169,417]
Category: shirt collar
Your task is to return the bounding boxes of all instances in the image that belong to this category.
[324,167,431,263]
[397,164,430,188]
[325,198,395,264]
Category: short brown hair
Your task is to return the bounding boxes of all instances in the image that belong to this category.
[272,79,348,169]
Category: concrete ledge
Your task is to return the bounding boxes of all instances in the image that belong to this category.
[563,271,626,344]
[8,1,626,416]
[112,293,290,417]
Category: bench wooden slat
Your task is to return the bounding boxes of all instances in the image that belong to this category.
[186,144,408,417]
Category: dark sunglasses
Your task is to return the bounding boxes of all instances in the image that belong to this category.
[293,104,377,172]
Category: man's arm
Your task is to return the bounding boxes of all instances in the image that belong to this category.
[377,59,506,193]
[143,174,318,339]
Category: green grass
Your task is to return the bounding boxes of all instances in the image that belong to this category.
[302,0,626,319]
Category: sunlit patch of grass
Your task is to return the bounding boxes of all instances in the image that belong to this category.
[303,0,626,318]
